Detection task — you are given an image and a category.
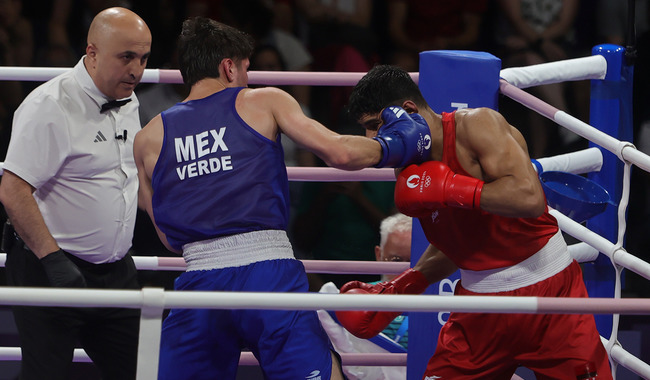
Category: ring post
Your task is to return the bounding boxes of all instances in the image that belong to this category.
[410,50,501,380]
[136,287,166,380]
[587,44,634,338]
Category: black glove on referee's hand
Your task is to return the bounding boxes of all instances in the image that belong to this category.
[40,249,87,288]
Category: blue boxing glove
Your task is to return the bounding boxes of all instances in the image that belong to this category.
[373,106,432,168]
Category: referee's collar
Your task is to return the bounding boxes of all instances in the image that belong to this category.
[74,56,134,112]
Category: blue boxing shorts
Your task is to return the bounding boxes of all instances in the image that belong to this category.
[158,258,336,380]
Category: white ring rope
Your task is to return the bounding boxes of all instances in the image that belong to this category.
[499,55,607,88]
[551,210,650,281]
[532,147,603,174]
[0,55,607,88]
[0,54,606,89]
[0,148,603,178]
[0,248,595,272]
[0,347,407,367]
[0,288,646,376]
[129,258,411,275]
[0,347,406,367]
[0,67,419,86]
[603,336,650,380]
[0,287,650,315]
[500,79,650,172]
[286,167,395,182]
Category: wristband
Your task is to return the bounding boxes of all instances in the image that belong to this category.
[391,268,430,294]
[446,174,484,209]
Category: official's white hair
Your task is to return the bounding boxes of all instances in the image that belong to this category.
[379,213,412,248]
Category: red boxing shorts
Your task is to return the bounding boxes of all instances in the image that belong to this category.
[424,260,612,379]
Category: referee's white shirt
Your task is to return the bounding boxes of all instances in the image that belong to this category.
[3,56,141,264]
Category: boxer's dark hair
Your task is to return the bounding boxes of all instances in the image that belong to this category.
[178,17,254,87]
[347,64,428,122]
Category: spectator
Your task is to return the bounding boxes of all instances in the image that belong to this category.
[371,212,411,347]
[386,0,488,71]
[222,0,315,124]
[250,43,316,168]
[0,0,32,159]
[596,0,649,46]
[316,213,412,380]
[495,0,582,158]
[294,0,377,128]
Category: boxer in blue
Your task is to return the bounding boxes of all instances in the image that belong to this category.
[133,17,431,380]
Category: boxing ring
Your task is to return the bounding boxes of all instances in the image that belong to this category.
[0,45,650,379]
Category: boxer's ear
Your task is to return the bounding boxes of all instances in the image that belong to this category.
[401,100,419,114]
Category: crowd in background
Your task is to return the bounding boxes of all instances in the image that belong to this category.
[0,0,649,297]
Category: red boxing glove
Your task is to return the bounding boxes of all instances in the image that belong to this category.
[395,161,484,218]
[335,268,429,339]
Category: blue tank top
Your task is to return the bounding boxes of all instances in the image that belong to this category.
[152,87,290,250]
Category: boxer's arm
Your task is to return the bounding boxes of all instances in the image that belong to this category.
[336,267,429,339]
[251,87,381,170]
[414,244,458,284]
[336,244,456,339]
[463,108,546,217]
[134,117,181,254]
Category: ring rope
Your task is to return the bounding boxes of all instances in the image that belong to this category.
[0,283,647,380]
[0,287,649,315]
[550,210,650,281]
[604,336,650,379]
[0,249,597,273]
[532,147,602,174]
[0,55,606,88]
[500,79,650,172]
[0,67,419,86]
[286,167,395,182]
[0,255,411,275]
[499,55,607,88]
[0,347,408,367]
[0,147,604,178]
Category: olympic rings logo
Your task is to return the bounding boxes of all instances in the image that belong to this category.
[417,134,432,155]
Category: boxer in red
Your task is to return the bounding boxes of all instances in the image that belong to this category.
[337,64,612,380]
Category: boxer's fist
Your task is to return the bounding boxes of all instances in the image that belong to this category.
[40,249,87,288]
[395,161,484,217]
[373,107,431,168]
[336,269,429,339]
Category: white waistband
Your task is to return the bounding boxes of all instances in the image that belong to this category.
[182,230,295,271]
[459,230,573,293]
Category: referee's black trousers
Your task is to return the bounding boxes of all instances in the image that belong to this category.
[5,242,141,380]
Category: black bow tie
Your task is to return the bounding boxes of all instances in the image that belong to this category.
[100,98,131,113]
